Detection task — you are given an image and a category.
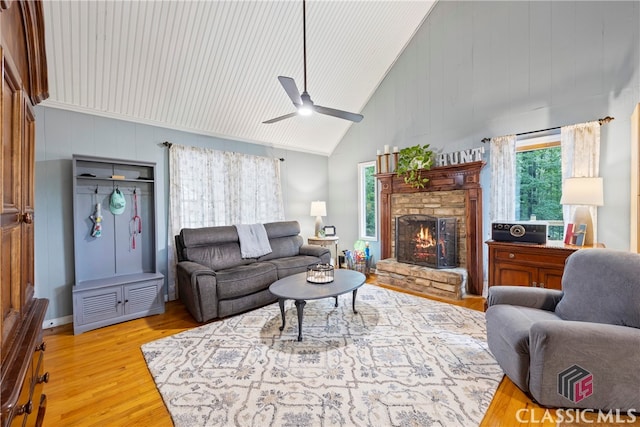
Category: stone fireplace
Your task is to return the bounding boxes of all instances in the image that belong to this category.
[375,161,485,299]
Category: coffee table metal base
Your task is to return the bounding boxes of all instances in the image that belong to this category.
[278,290,359,341]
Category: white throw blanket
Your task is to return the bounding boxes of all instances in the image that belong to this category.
[235,223,272,258]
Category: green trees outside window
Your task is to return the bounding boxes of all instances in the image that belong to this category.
[516,145,563,240]
[358,161,377,240]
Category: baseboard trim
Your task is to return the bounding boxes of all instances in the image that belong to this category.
[43,315,73,329]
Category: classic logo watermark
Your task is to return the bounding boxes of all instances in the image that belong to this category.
[516,408,638,424]
[558,364,593,403]
[515,366,636,424]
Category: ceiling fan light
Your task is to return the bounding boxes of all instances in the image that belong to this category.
[298,105,313,116]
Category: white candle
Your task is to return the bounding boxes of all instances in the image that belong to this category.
[376,149,381,156]
[393,146,399,153]
[384,145,390,154]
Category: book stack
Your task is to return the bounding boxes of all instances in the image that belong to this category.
[564,223,587,246]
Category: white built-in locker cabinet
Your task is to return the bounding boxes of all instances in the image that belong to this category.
[72,155,164,334]
[632,104,640,253]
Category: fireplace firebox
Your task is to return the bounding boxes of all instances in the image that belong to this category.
[396,215,457,268]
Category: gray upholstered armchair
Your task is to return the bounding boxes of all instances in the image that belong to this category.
[486,248,640,411]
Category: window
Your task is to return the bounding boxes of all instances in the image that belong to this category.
[515,134,564,240]
[358,161,377,240]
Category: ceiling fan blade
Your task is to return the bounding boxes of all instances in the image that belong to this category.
[262,111,298,124]
[278,76,302,106]
[315,105,364,123]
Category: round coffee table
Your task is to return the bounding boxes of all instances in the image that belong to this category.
[269,269,366,341]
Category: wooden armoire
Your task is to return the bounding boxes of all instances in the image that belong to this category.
[0,1,49,426]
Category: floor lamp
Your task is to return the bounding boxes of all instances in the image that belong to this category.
[560,177,604,246]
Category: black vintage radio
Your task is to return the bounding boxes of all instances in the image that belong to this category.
[491,222,548,244]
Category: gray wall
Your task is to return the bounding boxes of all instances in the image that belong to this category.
[34,107,328,321]
[34,1,640,320]
[330,1,640,265]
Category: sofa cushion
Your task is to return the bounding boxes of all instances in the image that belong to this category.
[184,243,253,271]
[486,304,561,391]
[266,255,323,278]
[181,225,239,246]
[258,235,303,261]
[555,249,640,328]
[215,262,278,300]
[264,221,301,238]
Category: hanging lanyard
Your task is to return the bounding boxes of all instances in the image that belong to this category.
[131,189,142,249]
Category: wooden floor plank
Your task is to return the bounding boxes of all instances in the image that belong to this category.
[42,277,639,426]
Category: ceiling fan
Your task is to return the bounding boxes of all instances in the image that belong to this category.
[263,0,363,124]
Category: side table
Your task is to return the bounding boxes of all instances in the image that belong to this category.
[308,236,340,268]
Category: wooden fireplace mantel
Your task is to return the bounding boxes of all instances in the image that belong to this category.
[376,161,486,295]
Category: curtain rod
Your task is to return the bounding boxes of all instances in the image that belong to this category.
[161,140,285,161]
[481,116,614,143]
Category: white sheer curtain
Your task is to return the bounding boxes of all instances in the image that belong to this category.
[167,144,285,300]
[561,121,601,242]
[490,135,517,222]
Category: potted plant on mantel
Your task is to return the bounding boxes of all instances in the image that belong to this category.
[396,144,434,189]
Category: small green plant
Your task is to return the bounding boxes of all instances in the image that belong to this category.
[396,144,434,188]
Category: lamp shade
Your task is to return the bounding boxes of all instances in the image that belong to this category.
[310,201,327,217]
[560,177,604,206]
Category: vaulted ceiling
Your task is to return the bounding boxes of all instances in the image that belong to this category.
[41,1,436,156]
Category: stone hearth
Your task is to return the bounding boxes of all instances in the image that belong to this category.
[376,259,467,300]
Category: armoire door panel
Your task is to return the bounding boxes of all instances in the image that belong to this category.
[1,56,23,360]
[23,100,35,211]
[2,58,22,211]
[21,97,35,305]
[1,227,21,359]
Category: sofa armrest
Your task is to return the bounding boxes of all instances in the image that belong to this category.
[299,244,331,259]
[176,261,218,322]
[487,286,563,311]
[528,320,640,411]
[178,260,217,279]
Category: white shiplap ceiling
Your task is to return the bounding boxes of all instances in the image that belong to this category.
[41,1,436,156]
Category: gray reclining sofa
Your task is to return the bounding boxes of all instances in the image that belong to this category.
[175,220,330,322]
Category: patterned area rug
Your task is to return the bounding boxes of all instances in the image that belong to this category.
[141,284,502,426]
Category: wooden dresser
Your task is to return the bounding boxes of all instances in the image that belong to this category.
[487,240,604,290]
[1,2,50,426]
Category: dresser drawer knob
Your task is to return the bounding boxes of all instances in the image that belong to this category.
[35,342,46,352]
[508,253,515,259]
[37,372,50,384]
[17,400,33,415]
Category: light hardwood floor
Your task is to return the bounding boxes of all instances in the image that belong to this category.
[43,278,639,426]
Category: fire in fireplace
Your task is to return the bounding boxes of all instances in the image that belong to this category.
[396,214,457,268]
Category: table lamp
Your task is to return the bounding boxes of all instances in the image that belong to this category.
[310,201,327,237]
[560,177,604,245]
